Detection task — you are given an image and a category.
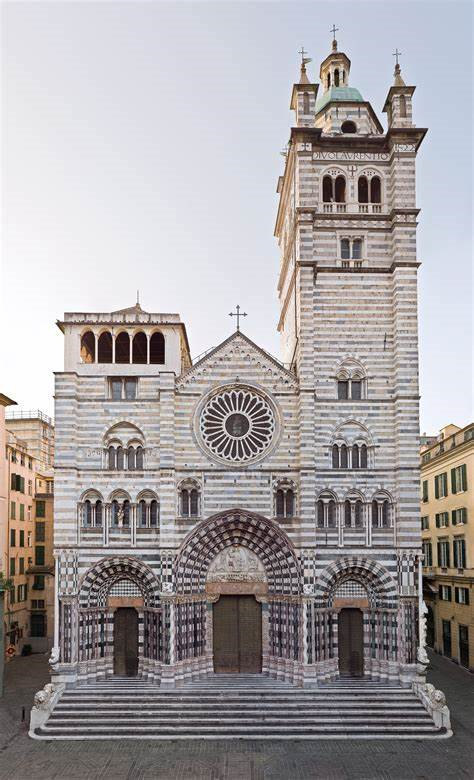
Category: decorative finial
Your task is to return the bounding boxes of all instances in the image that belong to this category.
[392,49,405,86]
[330,24,339,51]
[136,289,140,305]
[229,304,247,332]
[298,46,312,83]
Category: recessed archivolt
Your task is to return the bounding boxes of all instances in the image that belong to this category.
[78,555,160,608]
[175,509,300,595]
[314,556,398,608]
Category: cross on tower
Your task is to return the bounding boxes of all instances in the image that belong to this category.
[229,305,247,332]
[392,48,402,66]
[299,46,307,63]
[330,24,339,40]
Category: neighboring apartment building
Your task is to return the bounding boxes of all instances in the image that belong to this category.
[421,422,474,671]
[5,410,54,468]
[0,394,17,665]
[4,431,36,655]
[30,468,54,650]
[4,410,55,656]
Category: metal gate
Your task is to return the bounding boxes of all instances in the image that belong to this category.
[213,595,262,673]
[338,608,364,677]
[113,607,139,676]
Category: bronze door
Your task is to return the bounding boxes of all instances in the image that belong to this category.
[213,595,262,673]
[113,607,139,676]
[338,608,364,677]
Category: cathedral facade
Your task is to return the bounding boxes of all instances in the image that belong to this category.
[51,39,428,689]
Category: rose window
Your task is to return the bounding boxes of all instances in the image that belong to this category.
[200,388,275,463]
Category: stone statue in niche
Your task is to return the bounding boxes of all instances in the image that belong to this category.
[207,545,266,583]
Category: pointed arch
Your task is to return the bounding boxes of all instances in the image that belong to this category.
[79,555,161,608]
[175,509,300,595]
[314,556,398,608]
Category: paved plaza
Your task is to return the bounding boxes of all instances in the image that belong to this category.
[0,651,472,780]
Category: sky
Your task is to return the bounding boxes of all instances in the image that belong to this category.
[1,0,472,433]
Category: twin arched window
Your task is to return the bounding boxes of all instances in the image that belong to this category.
[371,498,391,528]
[107,445,144,471]
[322,175,346,203]
[179,483,201,518]
[81,330,165,365]
[344,499,364,528]
[332,443,368,469]
[138,499,159,528]
[83,499,102,527]
[358,176,381,204]
[317,495,336,528]
[275,487,295,518]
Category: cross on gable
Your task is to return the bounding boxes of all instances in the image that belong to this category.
[229,305,248,332]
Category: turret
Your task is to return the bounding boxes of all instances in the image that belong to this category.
[383,55,416,128]
[290,51,318,127]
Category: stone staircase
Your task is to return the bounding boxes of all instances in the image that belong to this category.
[32,675,449,740]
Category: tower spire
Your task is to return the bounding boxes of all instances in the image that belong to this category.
[392,49,405,86]
[298,46,311,84]
[330,24,339,52]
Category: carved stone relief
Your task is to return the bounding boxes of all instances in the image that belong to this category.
[207,546,266,584]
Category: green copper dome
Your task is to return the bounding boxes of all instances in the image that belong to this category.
[315,86,364,115]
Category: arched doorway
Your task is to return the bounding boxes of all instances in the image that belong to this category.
[114,608,138,676]
[76,556,162,682]
[338,608,364,677]
[174,509,301,683]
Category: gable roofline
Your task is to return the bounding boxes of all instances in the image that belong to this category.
[177,330,297,384]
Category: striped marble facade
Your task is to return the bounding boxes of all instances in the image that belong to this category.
[50,44,428,689]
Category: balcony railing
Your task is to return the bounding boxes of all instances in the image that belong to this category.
[319,203,384,215]
[5,409,54,425]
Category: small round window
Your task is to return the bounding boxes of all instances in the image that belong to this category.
[341,120,357,134]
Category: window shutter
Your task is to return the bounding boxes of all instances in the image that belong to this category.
[447,586,452,600]
[438,584,443,598]
[437,541,441,565]
[435,477,439,499]
[443,473,448,496]
[462,507,467,524]
[451,468,456,494]
[10,473,15,490]
[454,587,459,603]
[461,464,467,491]
[435,514,440,528]
[453,542,458,568]
[452,510,457,526]
[466,589,470,606]
[446,546,450,568]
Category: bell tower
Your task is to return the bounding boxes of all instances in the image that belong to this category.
[275,35,427,556]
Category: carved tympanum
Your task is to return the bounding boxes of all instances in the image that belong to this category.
[207,546,266,583]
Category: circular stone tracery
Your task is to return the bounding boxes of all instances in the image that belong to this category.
[200,388,275,463]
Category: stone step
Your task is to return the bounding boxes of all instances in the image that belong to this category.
[33,679,447,741]
[55,703,426,713]
[60,694,417,705]
[36,723,443,738]
[49,715,433,726]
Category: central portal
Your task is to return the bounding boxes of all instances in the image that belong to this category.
[213,595,262,673]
